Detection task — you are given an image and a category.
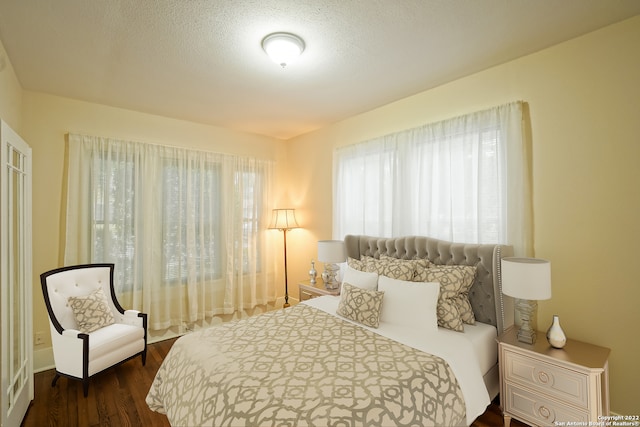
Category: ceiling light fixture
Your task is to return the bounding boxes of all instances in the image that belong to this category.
[261,32,305,68]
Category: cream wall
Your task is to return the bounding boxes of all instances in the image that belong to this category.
[0,38,23,132]
[18,91,288,358]
[286,16,640,414]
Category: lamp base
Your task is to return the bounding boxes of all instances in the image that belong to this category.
[515,298,538,344]
[322,263,340,290]
[517,327,536,344]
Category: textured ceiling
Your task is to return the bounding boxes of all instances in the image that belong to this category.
[0,1,639,139]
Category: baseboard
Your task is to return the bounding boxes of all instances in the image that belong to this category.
[34,346,55,373]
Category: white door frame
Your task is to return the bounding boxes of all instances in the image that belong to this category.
[1,120,33,427]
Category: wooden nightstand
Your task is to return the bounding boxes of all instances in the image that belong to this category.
[298,279,340,301]
[498,327,610,427]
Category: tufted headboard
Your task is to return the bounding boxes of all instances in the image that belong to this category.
[344,235,514,334]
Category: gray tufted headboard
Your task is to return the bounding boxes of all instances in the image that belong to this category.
[344,235,514,334]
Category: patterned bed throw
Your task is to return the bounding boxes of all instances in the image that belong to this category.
[146,304,466,426]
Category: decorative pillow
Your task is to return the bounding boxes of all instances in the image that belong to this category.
[425,266,477,330]
[347,257,366,271]
[67,287,115,333]
[411,258,432,281]
[342,266,378,290]
[363,255,415,281]
[336,283,384,328]
[377,276,439,332]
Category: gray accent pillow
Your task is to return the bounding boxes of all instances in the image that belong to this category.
[364,256,414,281]
[336,283,385,328]
[347,256,366,271]
[410,258,432,281]
[425,266,477,329]
[67,287,115,333]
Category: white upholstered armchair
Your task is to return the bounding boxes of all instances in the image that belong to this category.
[40,263,147,397]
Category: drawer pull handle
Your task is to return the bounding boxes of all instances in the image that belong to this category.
[538,405,551,419]
[302,291,313,298]
[538,371,550,384]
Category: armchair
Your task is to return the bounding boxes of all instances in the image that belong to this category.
[40,263,147,397]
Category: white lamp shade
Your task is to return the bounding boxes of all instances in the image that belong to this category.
[501,257,552,300]
[268,209,299,230]
[317,240,346,264]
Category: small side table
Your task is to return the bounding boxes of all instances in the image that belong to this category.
[498,327,610,427]
[298,279,340,302]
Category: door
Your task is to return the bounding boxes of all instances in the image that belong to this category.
[1,120,33,427]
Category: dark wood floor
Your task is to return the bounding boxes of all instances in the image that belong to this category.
[22,337,527,427]
[22,339,174,427]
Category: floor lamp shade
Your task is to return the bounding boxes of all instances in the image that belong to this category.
[268,208,299,230]
[268,209,299,308]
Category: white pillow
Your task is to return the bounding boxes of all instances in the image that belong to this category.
[377,275,439,332]
[341,266,379,290]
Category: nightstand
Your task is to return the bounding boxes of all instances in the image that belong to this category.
[298,279,340,302]
[498,327,610,427]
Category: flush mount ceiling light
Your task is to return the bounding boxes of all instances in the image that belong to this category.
[261,32,305,68]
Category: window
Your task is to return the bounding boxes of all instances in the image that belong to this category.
[65,134,276,329]
[92,151,137,288]
[236,170,264,275]
[334,102,530,255]
[161,159,222,284]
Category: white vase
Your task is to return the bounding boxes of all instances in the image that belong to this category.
[546,315,567,349]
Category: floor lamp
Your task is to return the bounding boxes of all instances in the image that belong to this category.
[268,208,299,308]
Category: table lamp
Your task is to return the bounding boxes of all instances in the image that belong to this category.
[317,240,346,290]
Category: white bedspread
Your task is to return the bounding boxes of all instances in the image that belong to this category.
[304,296,491,426]
[458,322,498,376]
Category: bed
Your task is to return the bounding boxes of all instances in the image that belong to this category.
[146,235,514,426]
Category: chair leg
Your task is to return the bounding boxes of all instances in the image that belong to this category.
[51,373,60,387]
[142,349,147,366]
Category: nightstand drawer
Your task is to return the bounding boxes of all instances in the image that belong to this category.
[300,288,317,301]
[504,382,588,426]
[298,280,340,302]
[504,349,589,408]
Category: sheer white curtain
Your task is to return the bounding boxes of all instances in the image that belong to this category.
[334,101,531,256]
[65,134,276,330]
